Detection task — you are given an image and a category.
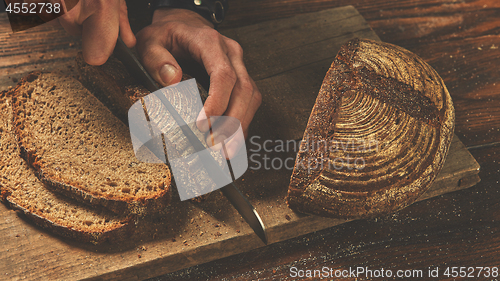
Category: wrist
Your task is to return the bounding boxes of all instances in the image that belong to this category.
[153,8,214,28]
[150,0,227,28]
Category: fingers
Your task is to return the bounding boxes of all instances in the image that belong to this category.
[135,10,263,160]
[206,116,247,160]
[136,29,183,87]
[238,79,262,137]
[58,0,135,66]
[194,31,237,131]
[118,0,136,48]
[216,46,262,158]
[222,38,262,137]
[81,13,119,65]
[58,0,82,36]
[199,38,262,132]
[198,38,261,158]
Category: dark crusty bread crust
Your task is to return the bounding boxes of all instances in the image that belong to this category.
[0,92,133,244]
[286,38,455,219]
[75,53,212,202]
[75,52,209,121]
[75,52,137,124]
[11,72,172,216]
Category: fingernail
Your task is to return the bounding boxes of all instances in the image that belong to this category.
[207,134,226,152]
[214,134,227,146]
[160,64,178,85]
[197,110,210,132]
[224,135,243,160]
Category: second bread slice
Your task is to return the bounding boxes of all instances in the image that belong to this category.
[12,72,171,216]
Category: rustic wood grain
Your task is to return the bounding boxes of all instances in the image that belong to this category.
[0,17,81,91]
[152,144,497,281]
[218,0,500,149]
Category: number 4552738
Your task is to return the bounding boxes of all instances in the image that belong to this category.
[5,2,61,14]
[443,267,499,278]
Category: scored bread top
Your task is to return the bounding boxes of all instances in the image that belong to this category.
[0,94,132,244]
[286,38,454,219]
[11,72,171,216]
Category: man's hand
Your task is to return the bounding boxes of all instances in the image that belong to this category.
[136,8,262,158]
[58,0,136,65]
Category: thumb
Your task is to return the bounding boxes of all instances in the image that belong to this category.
[139,43,183,87]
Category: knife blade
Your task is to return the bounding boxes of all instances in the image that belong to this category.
[114,38,267,244]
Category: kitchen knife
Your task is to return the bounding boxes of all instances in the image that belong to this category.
[114,38,267,245]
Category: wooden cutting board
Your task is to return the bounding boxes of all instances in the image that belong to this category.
[0,6,480,281]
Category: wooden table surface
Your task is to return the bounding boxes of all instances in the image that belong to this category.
[149,0,500,280]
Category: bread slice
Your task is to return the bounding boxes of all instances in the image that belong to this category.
[75,52,209,124]
[286,38,455,219]
[11,72,171,216]
[75,53,212,202]
[0,93,133,244]
[75,52,137,124]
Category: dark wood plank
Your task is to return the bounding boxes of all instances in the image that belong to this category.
[406,37,500,148]
[153,143,498,281]
[0,17,81,91]
[219,0,500,148]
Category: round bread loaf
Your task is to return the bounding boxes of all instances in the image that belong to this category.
[286,38,455,219]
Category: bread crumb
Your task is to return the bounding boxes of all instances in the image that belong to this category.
[285,214,291,221]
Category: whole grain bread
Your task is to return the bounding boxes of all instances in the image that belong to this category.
[286,38,455,219]
[75,53,213,202]
[75,52,138,124]
[11,72,172,216]
[0,93,133,244]
[75,52,208,124]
